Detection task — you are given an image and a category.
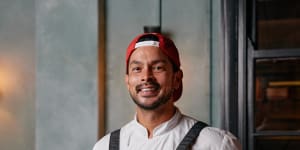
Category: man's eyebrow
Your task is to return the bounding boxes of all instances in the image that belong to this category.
[129,60,142,66]
[129,59,168,66]
[151,60,167,65]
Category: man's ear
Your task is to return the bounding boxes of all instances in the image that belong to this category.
[125,74,129,89]
[174,69,183,89]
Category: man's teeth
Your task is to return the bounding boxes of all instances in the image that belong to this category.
[141,88,155,92]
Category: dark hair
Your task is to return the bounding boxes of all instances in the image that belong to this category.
[137,34,159,42]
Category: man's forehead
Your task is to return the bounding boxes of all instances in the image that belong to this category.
[130,46,167,58]
[129,59,168,65]
[128,47,171,65]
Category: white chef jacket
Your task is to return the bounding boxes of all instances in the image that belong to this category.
[93,109,241,150]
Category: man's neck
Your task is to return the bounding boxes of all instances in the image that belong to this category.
[136,104,176,138]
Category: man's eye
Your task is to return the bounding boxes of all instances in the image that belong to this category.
[153,66,164,72]
[132,67,141,72]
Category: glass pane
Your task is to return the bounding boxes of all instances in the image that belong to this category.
[255,136,300,150]
[255,57,300,131]
[256,0,300,49]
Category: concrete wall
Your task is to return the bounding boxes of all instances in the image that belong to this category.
[211,0,223,127]
[105,0,213,132]
[0,0,35,150]
[163,0,211,124]
[105,0,161,132]
[36,0,98,150]
[0,0,98,150]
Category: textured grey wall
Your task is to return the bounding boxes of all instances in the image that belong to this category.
[211,0,223,127]
[106,0,160,133]
[0,0,35,150]
[0,0,98,149]
[163,0,211,123]
[36,0,98,150]
[106,0,212,132]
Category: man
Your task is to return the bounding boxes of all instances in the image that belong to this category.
[93,33,241,150]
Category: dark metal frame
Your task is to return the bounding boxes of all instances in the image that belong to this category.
[238,0,248,149]
[247,47,300,150]
[221,0,239,137]
[245,0,300,150]
[221,0,248,148]
[224,0,300,149]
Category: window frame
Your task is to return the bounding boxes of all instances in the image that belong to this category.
[244,0,300,149]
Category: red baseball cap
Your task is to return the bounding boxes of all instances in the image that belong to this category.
[126,33,182,102]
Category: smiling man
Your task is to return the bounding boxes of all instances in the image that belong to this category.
[93,33,241,150]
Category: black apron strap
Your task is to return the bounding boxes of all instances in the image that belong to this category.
[108,121,207,150]
[176,121,208,150]
[109,129,120,150]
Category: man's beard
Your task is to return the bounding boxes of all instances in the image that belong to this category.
[129,82,173,110]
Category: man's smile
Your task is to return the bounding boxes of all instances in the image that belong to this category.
[136,82,160,96]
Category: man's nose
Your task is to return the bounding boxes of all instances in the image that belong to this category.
[141,68,154,82]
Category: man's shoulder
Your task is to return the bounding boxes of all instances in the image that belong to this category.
[180,115,241,149]
[180,115,237,141]
[201,127,236,141]
[93,121,134,150]
[93,133,110,150]
[194,127,242,149]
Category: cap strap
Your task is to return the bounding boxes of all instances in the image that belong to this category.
[134,41,159,49]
